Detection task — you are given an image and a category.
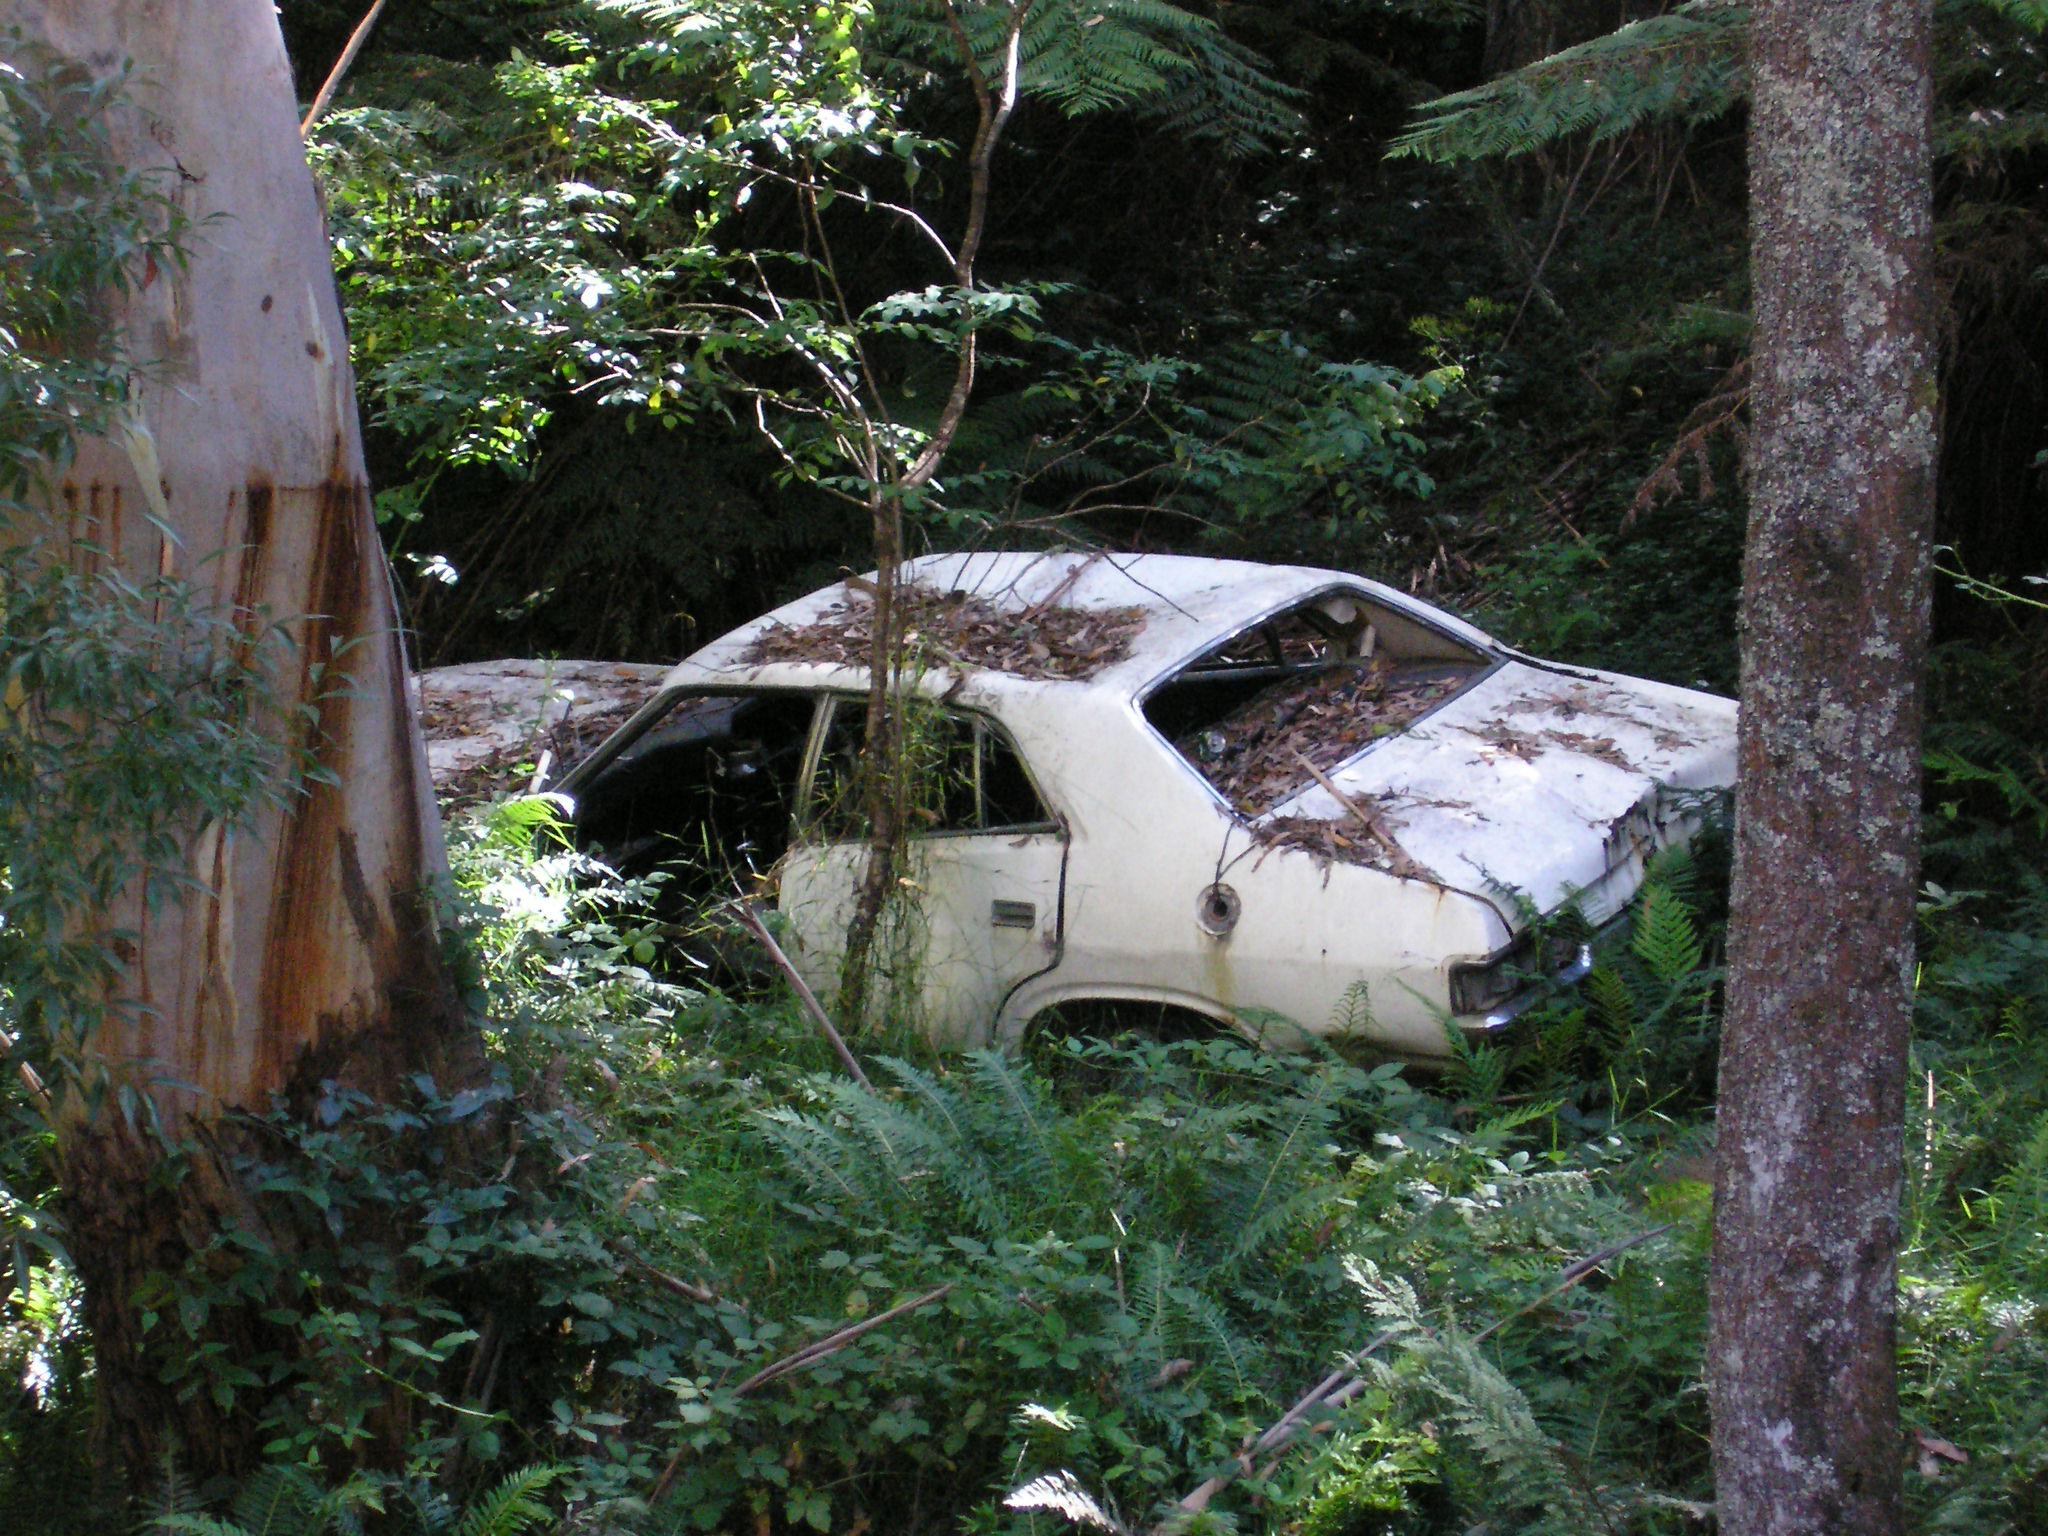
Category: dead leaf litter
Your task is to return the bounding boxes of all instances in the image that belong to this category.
[740,583,1148,680]
[1179,661,1478,818]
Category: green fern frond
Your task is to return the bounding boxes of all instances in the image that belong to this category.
[1964,0,2048,31]
[1586,964,1638,1052]
[1177,1279,1261,1399]
[1631,882,1704,989]
[757,1105,899,1214]
[454,1465,562,1536]
[398,1476,459,1536]
[1420,1332,1609,1531]
[1467,1097,1566,1149]
[1234,1075,1342,1238]
[1329,980,1374,1037]
[1341,1255,1429,1341]
[867,0,1298,151]
[230,1466,326,1536]
[877,1056,1015,1232]
[967,1049,1059,1196]
[141,1450,205,1528]
[1389,0,1749,164]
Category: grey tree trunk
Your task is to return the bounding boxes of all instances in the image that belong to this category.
[1708,0,1936,1531]
[10,0,481,1484]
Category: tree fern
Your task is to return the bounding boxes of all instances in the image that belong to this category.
[1126,1241,1263,1403]
[230,1468,326,1536]
[1388,0,1749,164]
[1393,0,2048,166]
[757,1052,1090,1236]
[1630,880,1704,990]
[870,0,1299,153]
[1221,1072,1347,1270]
[1348,1258,1649,1534]
[1412,1333,1618,1535]
[144,1464,349,1536]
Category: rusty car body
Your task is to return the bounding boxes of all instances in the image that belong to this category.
[557,551,1735,1060]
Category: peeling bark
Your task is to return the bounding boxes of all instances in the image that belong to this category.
[1708,0,1936,1532]
[10,0,482,1485]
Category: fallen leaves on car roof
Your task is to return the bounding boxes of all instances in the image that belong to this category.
[740,581,1150,680]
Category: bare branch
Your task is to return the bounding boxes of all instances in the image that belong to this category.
[732,900,874,1091]
[299,0,389,138]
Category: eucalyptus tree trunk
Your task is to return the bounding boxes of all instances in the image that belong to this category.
[1708,0,1936,1530]
[11,0,480,1484]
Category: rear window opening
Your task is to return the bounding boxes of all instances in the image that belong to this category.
[1142,590,1489,816]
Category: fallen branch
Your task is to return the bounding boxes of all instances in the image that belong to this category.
[1161,1225,1675,1526]
[611,1237,718,1307]
[650,1283,954,1502]
[732,1283,954,1394]
[1289,750,1427,879]
[732,899,875,1092]
[299,0,388,138]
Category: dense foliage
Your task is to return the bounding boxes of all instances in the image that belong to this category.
[8,773,2048,1531]
[6,0,2048,1529]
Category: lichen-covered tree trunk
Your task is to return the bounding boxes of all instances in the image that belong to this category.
[12,0,482,1485]
[1707,0,1936,1531]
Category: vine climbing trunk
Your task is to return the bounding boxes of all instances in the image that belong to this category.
[1707,0,1936,1531]
[9,0,483,1486]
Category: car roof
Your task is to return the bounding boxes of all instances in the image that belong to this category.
[660,551,1501,703]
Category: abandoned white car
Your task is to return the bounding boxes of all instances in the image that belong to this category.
[557,551,1735,1061]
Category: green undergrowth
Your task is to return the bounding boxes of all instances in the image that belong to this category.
[6,739,2048,1531]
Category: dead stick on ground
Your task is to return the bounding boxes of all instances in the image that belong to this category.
[732,899,875,1092]
[651,1284,953,1502]
[611,1238,718,1306]
[1162,1225,1675,1526]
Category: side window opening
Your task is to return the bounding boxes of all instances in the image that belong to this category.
[803,699,1054,843]
[1142,590,1489,816]
[570,689,821,880]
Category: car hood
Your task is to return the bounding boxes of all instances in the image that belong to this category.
[1262,660,1736,925]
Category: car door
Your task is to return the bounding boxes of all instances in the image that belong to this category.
[775,698,1068,1046]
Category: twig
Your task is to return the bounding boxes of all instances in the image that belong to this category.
[1288,750,1421,877]
[733,1283,954,1393]
[1022,549,1106,619]
[611,1238,718,1306]
[650,1284,953,1502]
[299,0,389,138]
[0,1025,49,1111]
[731,900,875,1092]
